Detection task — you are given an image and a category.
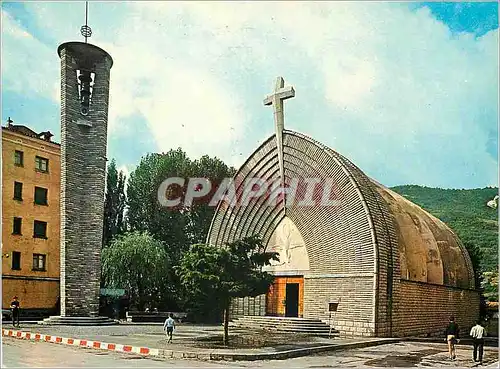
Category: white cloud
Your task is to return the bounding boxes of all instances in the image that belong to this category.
[103,42,245,162]
[1,9,59,100]
[117,164,132,193]
[117,164,131,179]
[2,2,498,188]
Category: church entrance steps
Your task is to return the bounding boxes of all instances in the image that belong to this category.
[229,316,338,336]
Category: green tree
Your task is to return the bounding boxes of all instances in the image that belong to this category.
[125,150,235,310]
[126,150,191,263]
[103,159,126,247]
[482,271,499,302]
[185,155,236,245]
[101,231,170,310]
[177,236,279,345]
[463,240,484,289]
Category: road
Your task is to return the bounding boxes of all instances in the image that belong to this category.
[2,339,231,368]
[2,337,499,368]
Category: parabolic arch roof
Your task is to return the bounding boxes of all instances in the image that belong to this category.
[207,129,475,289]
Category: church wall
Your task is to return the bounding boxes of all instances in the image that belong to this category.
[303,275,375,337]
[391,279,479,337]
[335,157,401,338]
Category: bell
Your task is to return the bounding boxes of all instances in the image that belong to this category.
[78,72,92,83]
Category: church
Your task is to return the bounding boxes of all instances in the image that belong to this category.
[206,77,479,337]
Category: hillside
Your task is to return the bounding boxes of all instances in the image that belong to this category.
[390,185,498,273]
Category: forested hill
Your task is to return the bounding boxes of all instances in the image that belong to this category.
[390,185,498,272]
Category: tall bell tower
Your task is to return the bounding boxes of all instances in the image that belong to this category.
[42,2,115,325]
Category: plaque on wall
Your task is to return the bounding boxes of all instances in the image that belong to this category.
[328,302,339,312]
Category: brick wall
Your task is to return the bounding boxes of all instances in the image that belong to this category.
[59,42,112,317]
[2,278,59,310]
[303,276,375,337]
[2,130,61,309]
[392,279,479,337]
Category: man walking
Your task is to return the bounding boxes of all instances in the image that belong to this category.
[10,296,20,328]
[163,313,175,343]
[470,320,487,364]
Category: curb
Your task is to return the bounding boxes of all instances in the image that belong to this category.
[1,329,159,357]
[181,339,494,362]
[2,328,400,361]
[161,338,402,361]
[402,337,499,348]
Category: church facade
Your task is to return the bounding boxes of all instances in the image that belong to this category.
[206,78,479,338]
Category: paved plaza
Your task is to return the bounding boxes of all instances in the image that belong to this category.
[2,323,498,367]
[3,335,499,368]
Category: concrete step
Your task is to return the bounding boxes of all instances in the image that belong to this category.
[38,315,118,326]
[231,326,333,334]
[233,318,328,326]
[232,317,330,325]
[234,316,324,321]
[230,322,331,331]
[228,316,337,337]
[233,322,330,328]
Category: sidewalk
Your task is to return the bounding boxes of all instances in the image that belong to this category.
[1,326,399,361]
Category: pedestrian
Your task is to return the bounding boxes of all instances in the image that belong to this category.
[470,319,486,364]
[10,296,20,328]
[444,316,460,360]
[163,313,175,343]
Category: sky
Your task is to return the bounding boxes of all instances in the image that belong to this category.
[1,1,498,189]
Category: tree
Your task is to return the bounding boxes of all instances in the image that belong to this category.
[126,150,193,262]
[103,159,126,247]
[101,231,170,310]
[482,271,498,302]
[177,236,279,345]
[463,240,484,290]
[126,150,235,310]
[127,150,235,254]
[185,155,236,245]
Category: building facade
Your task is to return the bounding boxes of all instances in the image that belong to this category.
[2,122,60,313]
[207,129,479,337]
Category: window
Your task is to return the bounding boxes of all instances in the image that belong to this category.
[33,220,47,239]
[12,252,21,270]
[33,254,46,271]
[35,156,49,173]
[13,182,23,201]
[34,187,48,205]
[12,217,22,235]
[14,150,24,166]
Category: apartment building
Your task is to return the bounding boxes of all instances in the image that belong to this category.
[2,119,60,314]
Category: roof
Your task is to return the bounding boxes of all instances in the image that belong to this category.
[2,124,60,146]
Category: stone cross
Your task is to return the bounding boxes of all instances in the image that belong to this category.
[264,76,295,215]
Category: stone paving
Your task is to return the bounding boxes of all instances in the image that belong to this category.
[14,322,389,357]
[19,322,241,349]
[6,323,498,365]
[3,336,499,367]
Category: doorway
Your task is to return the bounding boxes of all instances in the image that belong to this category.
[266,276,303,317]
[285,283,299,317]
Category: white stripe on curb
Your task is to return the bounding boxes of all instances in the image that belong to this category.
[2,329,159,357]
